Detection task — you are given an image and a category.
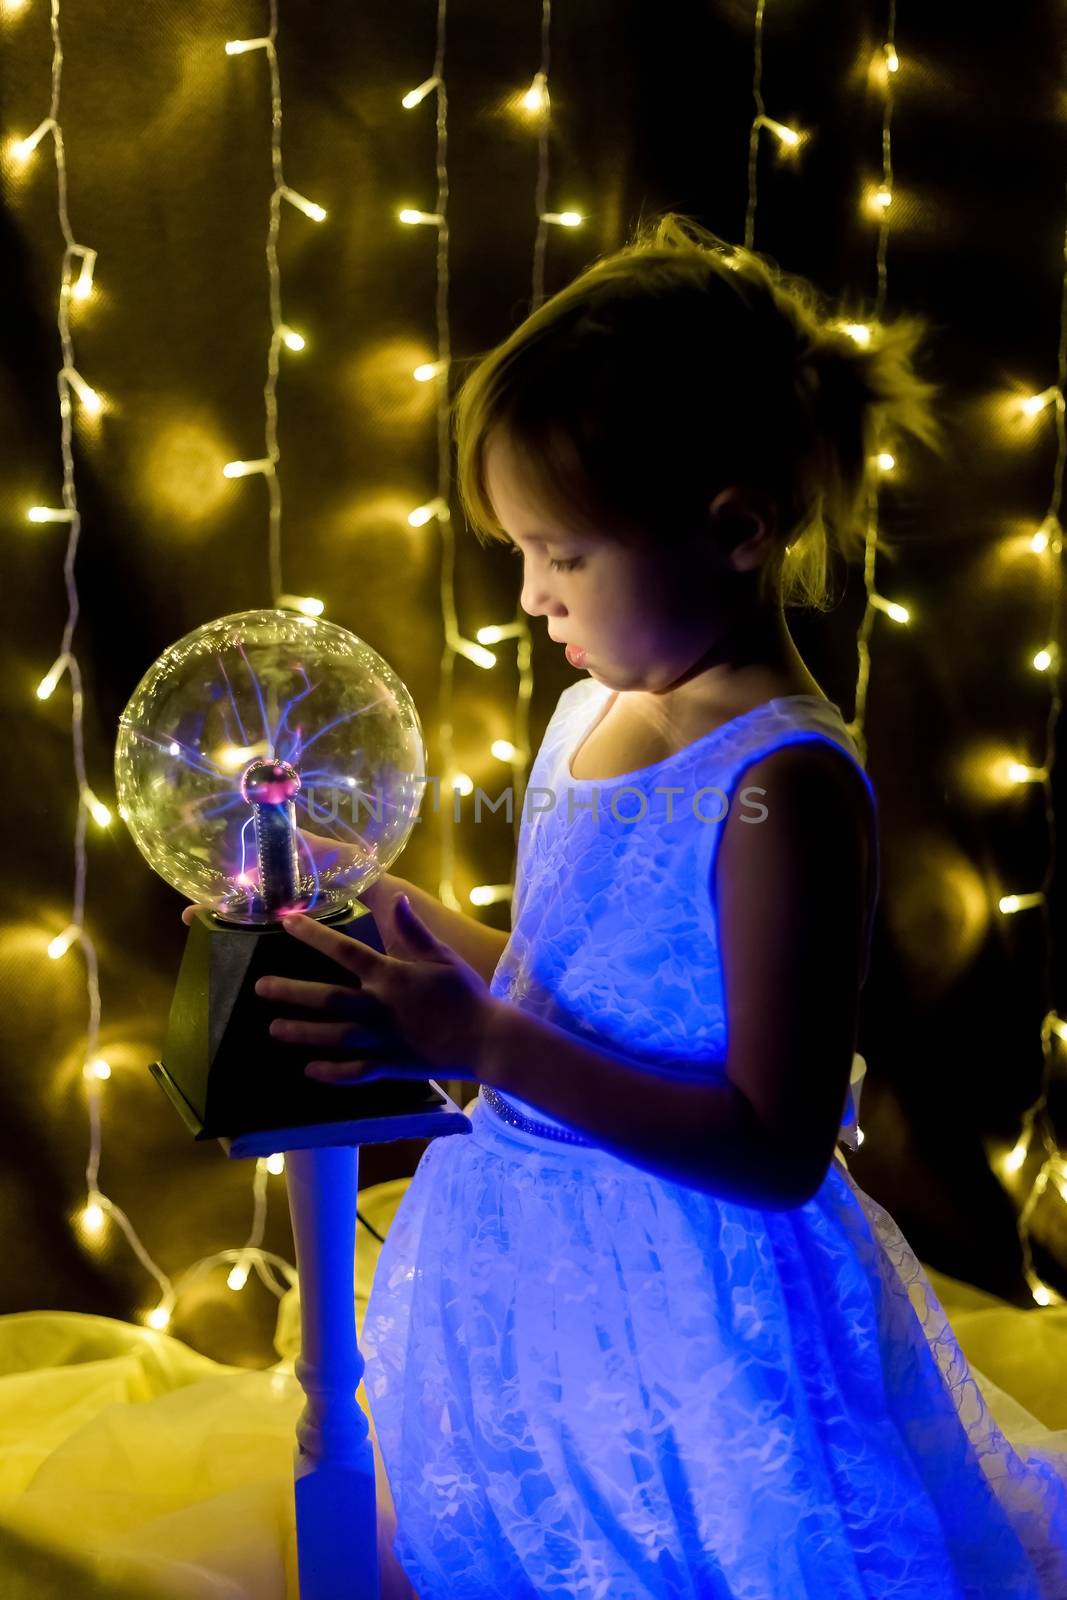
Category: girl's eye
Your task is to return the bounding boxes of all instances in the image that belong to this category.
[549,557,582,572]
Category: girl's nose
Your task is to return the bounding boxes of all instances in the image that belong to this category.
[520,573,558,618]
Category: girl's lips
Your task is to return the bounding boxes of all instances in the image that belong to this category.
[564,643,587,668]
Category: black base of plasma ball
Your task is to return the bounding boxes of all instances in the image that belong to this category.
[151,900,444,1140]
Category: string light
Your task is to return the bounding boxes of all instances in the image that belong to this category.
[1031,514,1062,554]
[223,9,327,603]
[223,457,275,478]
[60,364,102,414]
[400,76,439,111]
[868,594,910,625]
[398,207,443,227]
[744,1,809,251]
[15,0,313,1342]
[990,178,1067,1304]
[10,115,55,161]
[1020,385,1063,420]
[68,245,95,300]
[469,885,513,907]
[276,593,325,617]
[27,504,74,523]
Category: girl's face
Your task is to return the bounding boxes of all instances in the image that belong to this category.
[484,433,754,694]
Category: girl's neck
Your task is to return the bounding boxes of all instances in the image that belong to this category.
[651,600,822,719]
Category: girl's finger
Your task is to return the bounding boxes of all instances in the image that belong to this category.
[269,1018,387,1048]
[282,913,390,979]
[255,976,389,1020]
[305,1060,374,1084]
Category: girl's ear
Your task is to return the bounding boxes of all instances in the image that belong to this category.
[708,485,779,572]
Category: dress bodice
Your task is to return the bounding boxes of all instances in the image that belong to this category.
[486,677,879,1140]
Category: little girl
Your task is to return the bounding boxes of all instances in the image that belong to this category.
[304,216,1067,1596]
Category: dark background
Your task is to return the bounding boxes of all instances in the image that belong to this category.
[1,0,1065,1366]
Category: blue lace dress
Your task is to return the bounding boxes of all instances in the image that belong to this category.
[361,679,1067,1600]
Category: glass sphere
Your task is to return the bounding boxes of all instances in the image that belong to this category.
[115,610,426,925]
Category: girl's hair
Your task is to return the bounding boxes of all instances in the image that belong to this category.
[451,212,949,611]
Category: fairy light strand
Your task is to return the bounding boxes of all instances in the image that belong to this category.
[15,0,309,1340]
[222,2,327,611]
[845,1,900,769]
[997,190,1067,1307]
[747,3,1067,1299]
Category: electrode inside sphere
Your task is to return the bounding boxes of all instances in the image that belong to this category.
[114,609,427,926]
[241,759,301,806]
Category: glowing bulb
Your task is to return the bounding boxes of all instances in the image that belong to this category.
[491,740,519,762]
[840,323,872,346]
[884,44,899,72]
[223,458,275,478]
[875,452,896,472]
[1030,517,1061,554]
[217,741,270,774]
[413,361,447,382]
[451,772,474,797]
[1004,1139,1028,1173]
[407,497,450,527]
[398,208,444,226]
[1031,1282,1056,1307]
[469,884,513,907]
[476,622,524,644]
[48,924,79,960]
[401,76,439,109]
[875,186,892,209]
[758,115,802,148]
[168,742,180,756]
[279,186,327,222]
[454,639,497,670]
[855,1128,865,1147]
[80,1202,105,1234]
[1033,648,1053,673]
[27,505,74,523]
[543,211,583,227]
[265,1152,285,1175]
[279,325,306,352]
[870,594,910,625]
[522,72,549,113]
[70,248,96,301]
[84,1057,112,1081]
[145,1306,171,1331]
[83,787,112,827]
[227,1263,250,1291]
[60,366,102,414]
[1020,387,1060,419]
[1005,762,1047,784]
[10,117,55,161]
[277,593,325,617]
[998,892,1043,914]
[36,653,69,700]
[225,36,270,54]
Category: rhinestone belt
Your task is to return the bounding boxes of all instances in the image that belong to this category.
[479,1084,594,1145]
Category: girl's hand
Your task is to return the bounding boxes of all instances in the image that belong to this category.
[254,893,497,1087]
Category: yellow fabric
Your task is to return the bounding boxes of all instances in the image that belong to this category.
[0,1177,1063,1599]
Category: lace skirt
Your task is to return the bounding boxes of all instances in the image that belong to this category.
[359,1092,1067,1600]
